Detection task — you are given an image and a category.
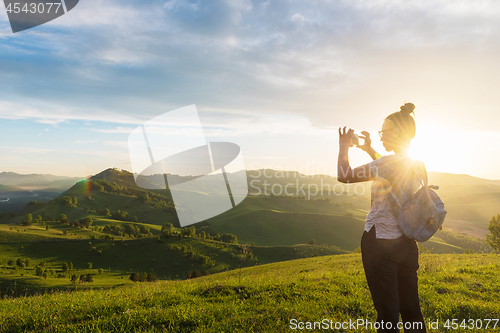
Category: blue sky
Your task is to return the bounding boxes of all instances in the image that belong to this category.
[0,0,500,178]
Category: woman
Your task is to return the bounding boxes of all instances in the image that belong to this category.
[337,103,427,333]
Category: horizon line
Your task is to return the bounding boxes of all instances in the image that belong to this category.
[1,168,499,182]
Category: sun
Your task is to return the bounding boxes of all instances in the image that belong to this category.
[408,127,467,175]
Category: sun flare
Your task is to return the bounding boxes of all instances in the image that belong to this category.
[408,127,468,175]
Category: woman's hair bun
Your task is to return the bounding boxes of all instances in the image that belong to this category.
[400,102,415,116]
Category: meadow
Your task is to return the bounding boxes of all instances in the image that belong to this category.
[0,232,346,298]
[0,253,498,332]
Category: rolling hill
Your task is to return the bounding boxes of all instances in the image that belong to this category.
[1,167,494,254]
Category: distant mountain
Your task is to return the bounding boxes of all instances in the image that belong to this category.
[428,172,500,187]
[0,172,86,214]
[0,171,84,190]
[0,185,33,198]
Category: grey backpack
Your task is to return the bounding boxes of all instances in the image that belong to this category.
[386,166,447,242]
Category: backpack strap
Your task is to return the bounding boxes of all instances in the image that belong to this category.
[385,159,427,211]
[407,160,427,188]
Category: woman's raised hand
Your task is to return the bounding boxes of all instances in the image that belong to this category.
[338,127,354,147]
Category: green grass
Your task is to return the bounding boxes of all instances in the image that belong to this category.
[12,190,178,228]
[0,236,346,297]
[0,217,168,243]
[0,253,498,332]
[0,221,114,242]
[204,195,367,249]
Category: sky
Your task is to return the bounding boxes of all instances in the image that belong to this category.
[0,0,499,179]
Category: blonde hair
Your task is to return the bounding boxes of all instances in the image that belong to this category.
[385,103,416,141]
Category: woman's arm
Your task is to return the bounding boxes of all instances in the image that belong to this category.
[357,131,381,161]
[337,127,373,183]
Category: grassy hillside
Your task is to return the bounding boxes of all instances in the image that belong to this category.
[204,195,366,249]
[0,234,346,297]
[1,168,493,254]
[0,218,163,242]
[0,253,498,332]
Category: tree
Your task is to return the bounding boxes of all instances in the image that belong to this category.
[308,239,318,246]
[46,225,50,231]
[112,210,129,221]
[35,266,44,277]
[59,214,68,224]
[16,258,25,268]
[24,258,30,267]
[22,214,33,226]
[186,270,201,279]
[86,262,92,269]
[86,274,93,283]
[129,272,147,282]
[138,193,150,204]
[486,214,500,252]
[81,217,93,229]
[59,196,77,207]
[181,226,196,237]
[124,224,135,237]
[129,272,139,282]
[139,225,150,235]
[70,274,78,284]
[219,233,238,244]
[68,262,73,270]
[147,272,157,282]
[62,262,69,272]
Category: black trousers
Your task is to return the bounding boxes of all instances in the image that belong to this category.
[361,226,426,333]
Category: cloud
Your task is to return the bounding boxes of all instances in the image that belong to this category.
[36,119,66,125]
[290,13,305,23]
[37,128,50,136]
[1,0,500,136]
[75,140,99,144]
[0,146,52,154]
[88,127,135,134]
[103,141,129,148]
[0,101,143,125]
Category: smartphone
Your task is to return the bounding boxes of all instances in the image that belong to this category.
[351,134,359,146]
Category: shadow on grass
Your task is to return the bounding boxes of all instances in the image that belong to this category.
[0,276,129,299]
